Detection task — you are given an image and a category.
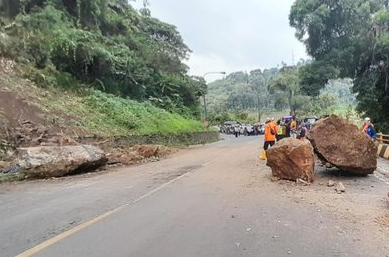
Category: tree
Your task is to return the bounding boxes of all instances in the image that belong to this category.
[298,61,339,97]
[269,66,301,115]
[0,0,201,117]
[290,0,389,132]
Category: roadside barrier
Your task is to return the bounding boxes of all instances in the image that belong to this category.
[377,133,389,159]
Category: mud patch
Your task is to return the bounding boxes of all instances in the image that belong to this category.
[152,165,202,184]
[0,91,45,128]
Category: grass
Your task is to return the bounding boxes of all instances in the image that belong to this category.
[0,67,208,138]
[37,89,207,137]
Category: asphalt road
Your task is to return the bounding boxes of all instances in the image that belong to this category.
[1,135,389,257]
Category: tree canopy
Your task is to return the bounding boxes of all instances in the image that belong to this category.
[0,0,204,117]
[290,0,389,132]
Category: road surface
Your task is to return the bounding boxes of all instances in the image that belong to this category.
[1,135,389,257]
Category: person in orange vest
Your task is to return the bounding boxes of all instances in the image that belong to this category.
[290,117,297,138]
[362,118,369,133]
[270,117,278,141]
[362,117,377,139]
[264,118,277,150]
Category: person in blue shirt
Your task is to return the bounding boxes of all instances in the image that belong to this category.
[363,117,377,139]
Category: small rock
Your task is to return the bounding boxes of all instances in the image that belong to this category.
[325,163,333,169]
[335,182,346,193]
[327,180,335,187]
[2,165,20,174]
[287,250,292,254]
[270,176,281,182]
[0,161,11,169]
[296,178,310,186]
[245,227,252,232]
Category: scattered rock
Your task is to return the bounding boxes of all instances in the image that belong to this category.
[108,145,175,165]
[17,145,107,178]
[2,164,20,174]
[335,182,346,193]
[325,163,333,169]
[266,138,315,182]
[0,161,11,169]
[307,115,377,175]
[296,178,310,186]
[327,180,335,187]
[133,145,161,158]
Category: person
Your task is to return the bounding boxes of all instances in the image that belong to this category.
[297,122,308,140]
[290,117,297,138]
[234,125,239,138]
[270,118,278,141]
[264,118,276,150]
[362,117,377,139]
[285,119,291,138]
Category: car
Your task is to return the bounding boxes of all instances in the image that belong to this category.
[243,125,255,136]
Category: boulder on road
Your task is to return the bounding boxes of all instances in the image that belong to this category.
[267,138,315,182]
[17,145,107,178]
[307,115,377,175]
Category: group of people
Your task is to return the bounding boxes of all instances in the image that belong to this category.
[261,116,378,156]
[263,117,307,151]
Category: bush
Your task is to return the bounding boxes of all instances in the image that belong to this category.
[81,91,206,135]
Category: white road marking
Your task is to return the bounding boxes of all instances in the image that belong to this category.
[12,164,198,257]
[12,144,245,257]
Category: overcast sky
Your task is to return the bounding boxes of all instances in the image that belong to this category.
[132,0,308,81]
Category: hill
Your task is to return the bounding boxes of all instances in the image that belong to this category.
[0,59,212,157]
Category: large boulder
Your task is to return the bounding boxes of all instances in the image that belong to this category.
[267,138,315,182]
[17,145,107,178]
[307,115,377,175]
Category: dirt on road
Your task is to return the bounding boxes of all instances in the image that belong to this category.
[1,135,389,257]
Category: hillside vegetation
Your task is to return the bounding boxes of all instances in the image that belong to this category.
[207,64,356,124]
[0,1,209,140]
[0,64,205,138]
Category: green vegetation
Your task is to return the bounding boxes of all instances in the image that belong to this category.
[206,62,356,124]
[0,0,205,119]
[207,69,279,123]
[290,0,389,132]
[0,0,212,138]
[78,91,206,136]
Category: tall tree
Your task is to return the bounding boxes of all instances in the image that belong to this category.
[290,0,389,132]
[269,66,301,115]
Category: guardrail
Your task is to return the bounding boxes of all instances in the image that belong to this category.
[377,133,389,159]
[377,133,389,144]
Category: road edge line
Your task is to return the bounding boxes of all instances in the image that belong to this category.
[12,168,195,257]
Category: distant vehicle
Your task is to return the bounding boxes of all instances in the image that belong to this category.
[243,124,255,136]
[303,117,318,130]
[220,121,240,134]
[253,122,265,135]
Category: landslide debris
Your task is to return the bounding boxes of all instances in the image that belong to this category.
[267,138,315,183]
[307,115,377,175]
